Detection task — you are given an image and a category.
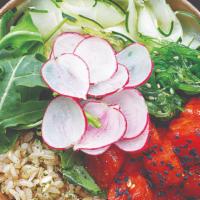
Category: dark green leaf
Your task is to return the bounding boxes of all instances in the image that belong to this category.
[0,10,15,39]
[0,55,48,134]
[62,166,101,194]
[0,12,43,54]
[0,129,19,154]
[58,149,78,169]
[58,151,101,194]
[0,100,48,131]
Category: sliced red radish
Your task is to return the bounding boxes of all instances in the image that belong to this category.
[102,88,148,139]
[81,146,110,155]
[74,102,127,150]
[115,121,149,152]
[53,32,85,58]
[41,53,90,99]
[88,64,129,98]
[42,96,87,150]
[117,43,153,88]
[74,37,117,84]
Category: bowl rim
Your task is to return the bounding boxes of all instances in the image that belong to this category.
[0,0,200,18]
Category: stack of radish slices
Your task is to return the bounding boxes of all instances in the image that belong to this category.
[41,32,153,155]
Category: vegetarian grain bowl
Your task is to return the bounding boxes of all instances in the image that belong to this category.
[0,0,200,199]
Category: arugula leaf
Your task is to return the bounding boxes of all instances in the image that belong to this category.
[0,12,43,54]
[58,151,101,194]
[0,55,48,135]
[0,100,48,132]
[0,129,19,154]
[0,10,15,39]
[62,166,101,194]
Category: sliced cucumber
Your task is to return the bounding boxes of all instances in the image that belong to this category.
[28,7,49,13]
[112,0,129,10]
[147,0,174,34]
[105,24,134,42]
[78,15,103,29]
[176,11,200,49]
[163,5,183,42]
[125,0,138,38]
[137,6,160,38]
[60,0,125,28]
[27,0,63,37]
[61,13,103,33]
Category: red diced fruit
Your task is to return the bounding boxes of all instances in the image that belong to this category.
[108,172,153,200]
[168,117,200,166]
[84,146,125,189]
[181,98,200,118]
[143,139,184,188]
[153,188,184,200]
[183,165,200,198]
[123,157,144,175]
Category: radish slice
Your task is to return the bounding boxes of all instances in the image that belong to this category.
[53,33,85,58]
[102,88,148,139]
[74,37,117,84]
[117,43,153,88]
[116,122,149,152]
[74,102,127,150]
[41,53,90,99]
[81,146,110,155]
[88,64,129,98]
[42,96,87,150]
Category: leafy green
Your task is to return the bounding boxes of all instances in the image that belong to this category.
[0,54,48,136]
[0,12,43,54]
[139,36,200,120]
[0,10,15,39]
[0,129,19,154]
[58,150,101,194]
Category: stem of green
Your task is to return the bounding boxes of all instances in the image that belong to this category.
[85,112,101,128]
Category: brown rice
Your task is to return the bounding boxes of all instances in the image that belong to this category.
[0,132,104,200]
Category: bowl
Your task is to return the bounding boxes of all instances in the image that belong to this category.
[0,0,200,17]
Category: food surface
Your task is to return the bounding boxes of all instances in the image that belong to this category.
[0,0,200,199]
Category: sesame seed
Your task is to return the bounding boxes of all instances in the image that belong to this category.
[173,56,179,60]
[173,147,181,154]
[146,83,152,88]
[189,149,197,157]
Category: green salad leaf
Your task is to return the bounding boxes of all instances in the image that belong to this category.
[0,129,19,154]
[0,54,48,136]
[58,150,101,194]
[0,10,15,39]
[0,12,43,54]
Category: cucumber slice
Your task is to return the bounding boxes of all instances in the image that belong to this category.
[27,0,63,37]
[147,0,174,34]
[176,11,200,49]
[162,5,183,42]
[112,0,129,10]
[79,15,103,29]
[105,24,134,42]
[125,0,138,38]
[60,0,125,28]
[137,6,160,38]
[61,13,103,33]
